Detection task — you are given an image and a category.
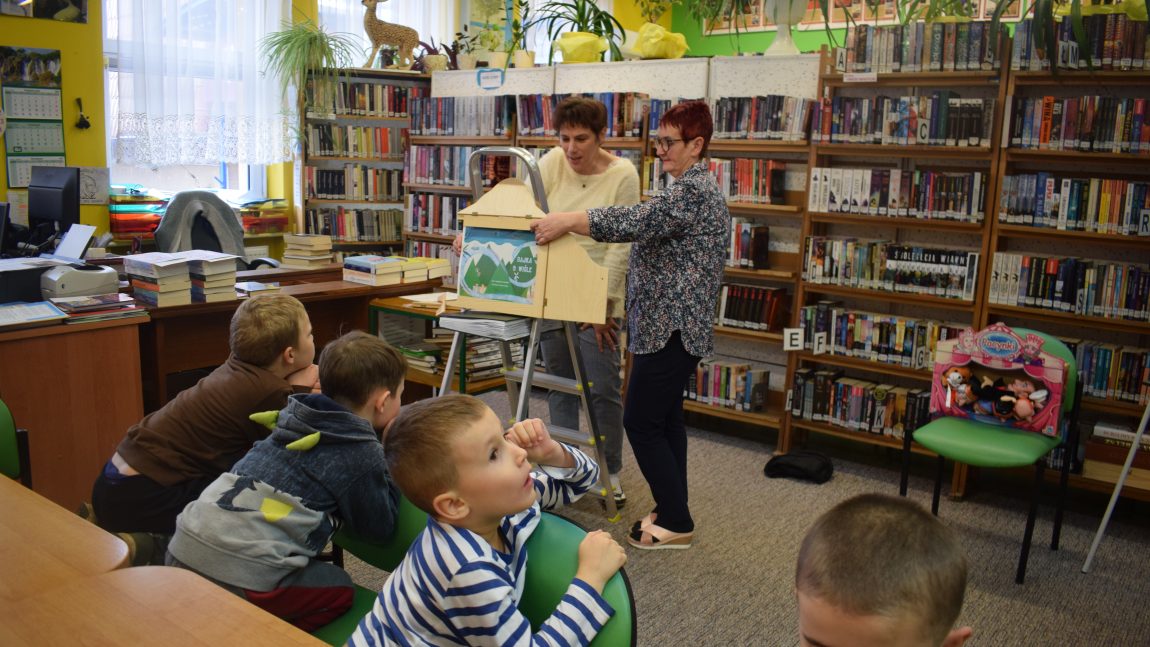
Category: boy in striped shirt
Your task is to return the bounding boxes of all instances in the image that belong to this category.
[351,394,626,646]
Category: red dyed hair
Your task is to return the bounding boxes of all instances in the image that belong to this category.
[659,100,714,156]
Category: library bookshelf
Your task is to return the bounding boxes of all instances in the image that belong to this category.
[299,68,429,254]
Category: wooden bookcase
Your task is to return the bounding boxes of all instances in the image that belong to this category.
[300,68,430,254]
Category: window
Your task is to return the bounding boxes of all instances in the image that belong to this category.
[318,0,454,62]
[103,0,289,198]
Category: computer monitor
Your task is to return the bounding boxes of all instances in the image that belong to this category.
[27,166,80,247]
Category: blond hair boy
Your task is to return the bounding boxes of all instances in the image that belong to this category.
[351,394,626,646]
[796,494,973,647]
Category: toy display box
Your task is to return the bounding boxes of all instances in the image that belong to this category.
[930,323,1066,437]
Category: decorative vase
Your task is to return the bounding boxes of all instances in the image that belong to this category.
[512,49,536,68]
[423,54,449,73]
[556,32,608,63]
[457,53,477,70]
[764,0,807,56]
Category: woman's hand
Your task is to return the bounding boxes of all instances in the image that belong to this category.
[580,320,619,352]
[452,233,462,255]
[530,211,589,244]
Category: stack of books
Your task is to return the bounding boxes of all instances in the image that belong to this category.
[281,233,334,269]
[437,311,531,341]
[343,255,404,286]
[123,252,192,307]
[235,281,282,297]
[423,328,524,382]
[412,256,451,280]
[395,257,429,283]
[50,293,148,324]
[398,341,442,375]
[178,250,239,303]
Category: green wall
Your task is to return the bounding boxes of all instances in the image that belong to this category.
[672,12,842,57]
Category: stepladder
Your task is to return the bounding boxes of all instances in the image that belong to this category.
[437,146,620,521]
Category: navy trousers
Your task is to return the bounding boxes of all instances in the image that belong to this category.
[623,331,701,534]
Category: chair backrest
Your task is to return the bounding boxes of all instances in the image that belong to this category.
[155,190,247,270]
[0,398,31,486]
[333,494,428,573]
[521,512,637,647]
[931,323,1072,437]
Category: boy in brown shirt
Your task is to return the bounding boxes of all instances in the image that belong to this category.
[90,294,318,563]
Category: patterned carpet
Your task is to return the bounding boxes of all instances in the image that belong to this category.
[345,391,1150,646]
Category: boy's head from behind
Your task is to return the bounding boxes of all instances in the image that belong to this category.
[318,331,406,429]
[385,394,534,525]
[230,294,313,373]
[795,494,971,647]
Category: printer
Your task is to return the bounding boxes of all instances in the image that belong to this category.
[40,264,120,299]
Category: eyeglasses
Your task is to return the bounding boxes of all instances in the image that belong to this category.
[653,136,684,151]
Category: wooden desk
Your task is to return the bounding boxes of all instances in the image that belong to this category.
[0,318,146,510]
[140,279,443,410]
[0,476,129,601]
[0,566,325,645]
[235,263,342,284]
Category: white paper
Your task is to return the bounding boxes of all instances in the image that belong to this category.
[79,167,110,205]
[6,191,29,226]
[401,292,458,303]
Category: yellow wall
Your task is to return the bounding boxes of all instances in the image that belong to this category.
[0,4,108,232]
[614,0,673,30]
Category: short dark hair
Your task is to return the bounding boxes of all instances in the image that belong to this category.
[554,96,608,135]
[383,394,491,515]
[318,331,406,410]
[660,100,714,156]
[796,494,968,645]
[229,294,307,367]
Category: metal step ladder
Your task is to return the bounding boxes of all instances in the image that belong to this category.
[437,146,620,521]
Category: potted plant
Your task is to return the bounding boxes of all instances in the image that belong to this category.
[507,0,536,68]
[475,23,508,68]
[532,0,627,63]
[416,37,449,73]
[671,0,752,53]
[450,27,480,70]
[636,0,673,23]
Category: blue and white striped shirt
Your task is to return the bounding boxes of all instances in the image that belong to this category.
[350,445,612,646]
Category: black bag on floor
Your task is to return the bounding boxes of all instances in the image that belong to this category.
[763,450,833,484]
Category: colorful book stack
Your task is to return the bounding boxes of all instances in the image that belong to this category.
[395,257,428,283]
[123,252,192,307]
[281,234,334,269]
[343,254,404,286]
[410,256,451,280]
[398,341,442,375]
[177,250,239,303]
[50,293,147,324]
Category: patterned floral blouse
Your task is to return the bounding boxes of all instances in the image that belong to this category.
[586,161,730,357]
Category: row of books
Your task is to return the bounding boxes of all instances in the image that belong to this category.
[304,123,407,159]
[341,254,449,286]
[727,219,770,270]
[641,156,672,196]
[304,78,425,119]
[716,283,788,332]
[710,95,816,142]
[1005,94,1150,155]
[304,166,403,202]
[812,94,996,147]
[803,237,981,301]
[790,368,931,440]
[1075,341,1150,405]
[647,98,699,133]
[1011,15,1150,71]
[515,92,650,138]
[303,207,403,243]
[708,158,785,205]
[986,253,1150,321]
[836,20,1003,74]
[1086,422,1150,473]
[404,144,512,187]
[998,173,1150,235]
[281,234,334,270]
[684,360,771,413]
[408,95,514,137]
[798,301,965,371]
[407,193,469,236]
[808,166,988,222]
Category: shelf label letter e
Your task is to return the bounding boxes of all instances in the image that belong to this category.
[783,327,804,352]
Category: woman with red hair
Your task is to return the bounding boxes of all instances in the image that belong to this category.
[532,101,729,550]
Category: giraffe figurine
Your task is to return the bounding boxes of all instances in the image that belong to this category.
[362,0,420,70]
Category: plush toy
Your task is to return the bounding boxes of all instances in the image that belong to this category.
[941,366,977,409]
[1003,377,1049,422]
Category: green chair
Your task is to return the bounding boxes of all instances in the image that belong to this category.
[313,508,637,646]
[0,398,31,487]
[521,512,636,647]
[899,328,1082,584]
[312,494,428,646]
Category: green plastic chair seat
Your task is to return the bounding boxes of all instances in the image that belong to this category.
[311,585,377,645]
[913,416,1062,468]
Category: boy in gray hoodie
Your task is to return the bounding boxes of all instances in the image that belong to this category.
[166,330,405,630]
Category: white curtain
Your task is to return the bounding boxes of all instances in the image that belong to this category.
[104,0,291,167]
[318,0,456,59]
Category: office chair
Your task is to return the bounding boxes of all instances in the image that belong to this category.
[312,509,637,647]
[0,398,32,488]
[154,190,279,271]
[899,326,1082,584]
